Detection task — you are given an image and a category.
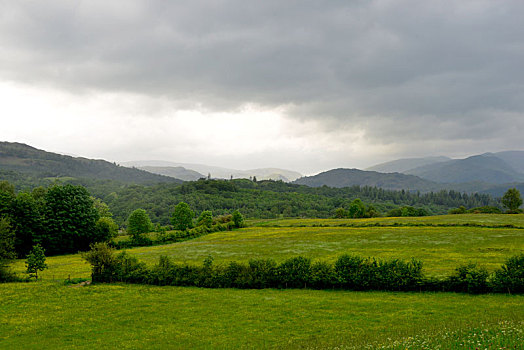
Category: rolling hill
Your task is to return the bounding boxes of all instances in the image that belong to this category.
[366,156,451,173]
[138,166,204,181]
[0,142,180,184]
[293,168,442,191]
[406,154,524,184]
[121,161,302,182]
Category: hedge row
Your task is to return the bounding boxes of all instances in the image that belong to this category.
[111,221,236,249]
[83,244,523,294]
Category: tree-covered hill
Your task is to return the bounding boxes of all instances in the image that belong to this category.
[293,168,443,192]
[0,142,180,184]
[103,179,499,225]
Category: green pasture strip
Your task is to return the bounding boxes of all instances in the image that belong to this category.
[1,282,522,349]
[249,214,524,228]
[11,225,523,281]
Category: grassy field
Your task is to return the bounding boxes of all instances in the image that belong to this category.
[4,214,524,348]
[249,213,524,228]
[12,215,524,280]
[1,282,522,349]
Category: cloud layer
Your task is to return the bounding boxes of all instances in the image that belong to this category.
[1,0,523,172]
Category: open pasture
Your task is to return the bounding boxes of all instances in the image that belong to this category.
[11,215,524,280]
[250,213,524,228]
[1,282,522,349]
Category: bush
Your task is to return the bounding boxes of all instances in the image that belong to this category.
[446,263,489,293]
[449,206,467,214]
[491,254,524,293]
[82,242,116,283]
[277,256,311,288]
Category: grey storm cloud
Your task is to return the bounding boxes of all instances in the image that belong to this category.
[1,0,524,148]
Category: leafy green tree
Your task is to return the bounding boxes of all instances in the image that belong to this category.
[0,180,15,218]
[25,244,47,280]
[334,207,347,219]
[95,217,119,240]
[92,198,113,218]
[0,217,16,281]
[348,198,366,218]
[232,210,244,228]
[42,184,100,254]
[502,188,523,213]
[127,209,153,238]
[11,192,43,256]
[197,210,213,227]
[171,202,195,231]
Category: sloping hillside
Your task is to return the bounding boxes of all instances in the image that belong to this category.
[293,168,441,191]
[138,166,204,181]
[366,156,451,173]
[406,154,524,184]
[0,142,180,184]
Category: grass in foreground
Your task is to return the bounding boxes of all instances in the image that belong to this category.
[1,282,522,349]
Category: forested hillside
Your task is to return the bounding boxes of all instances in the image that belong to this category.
[103,179,499,225]
[0,142,179,184]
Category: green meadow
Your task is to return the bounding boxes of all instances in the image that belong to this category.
[12,214,524,280]
[4,214,524,348]
[1,282,523,349]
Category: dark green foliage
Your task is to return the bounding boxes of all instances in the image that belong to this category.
[127,209,153,238]
[25,244,47,280]
[334,207,347,218]
[42,184,100,255]
[491,254,524,293]
[502,188,523,212]
[103,179,499,225]
[232,210,244,228]
[309,261,336,289]
[449,206,467,214]
[171,202,195,231]
[82,242,116,283]
[10,192,43,256]
[387,206,429,217]
[95,217,119,240]
[447,263,489,294]
[348,198,366,218]
[84,246,523,294]
[0,217,16,281]
[196,210,213,227]
[277,256,312,288]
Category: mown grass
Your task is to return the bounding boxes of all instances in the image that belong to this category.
[249,213,524,228]
[11,216,524,280]
[1,282,522,349]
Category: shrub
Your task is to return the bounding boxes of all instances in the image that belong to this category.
[447,263,489,293]
[82,242,116,283]
[277,256,311,288]
[491,254,524,293]
[309,261,336,289]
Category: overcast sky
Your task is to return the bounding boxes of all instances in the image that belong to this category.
[1,0,523,174]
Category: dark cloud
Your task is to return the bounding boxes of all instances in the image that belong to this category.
[1,0,523,158]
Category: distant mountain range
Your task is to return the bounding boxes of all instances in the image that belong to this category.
[293,168,443,192]
[367,152,524,185]
[2,141,524,198]
[120,161,302,182]
[0,142,179,184]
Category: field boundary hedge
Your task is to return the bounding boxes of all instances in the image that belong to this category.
[83,244,524,294]
[255,223,524,229]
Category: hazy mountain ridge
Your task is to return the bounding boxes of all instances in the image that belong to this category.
[138,166,205,181]
[405,154,524,184]
[293,168,443,192]
[366,156,451,173]
[0,142,180,184]
[121,161,302,182]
